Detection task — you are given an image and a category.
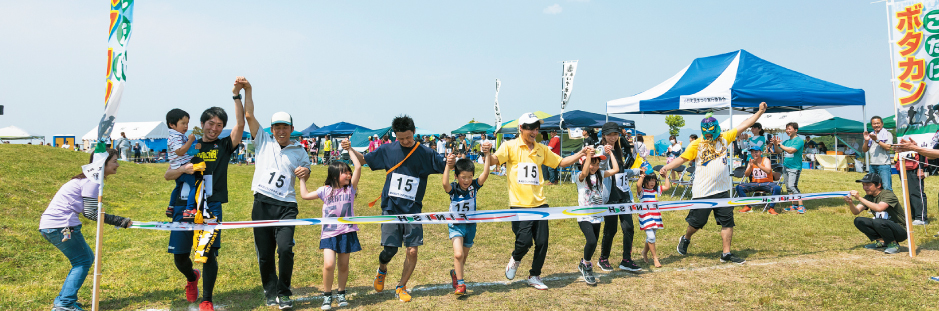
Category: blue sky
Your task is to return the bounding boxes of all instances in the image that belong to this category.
[0,1,894,141]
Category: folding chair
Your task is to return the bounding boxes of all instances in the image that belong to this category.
[670,165,695,200]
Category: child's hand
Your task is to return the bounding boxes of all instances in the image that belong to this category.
[187,133,196,142]
[340,139,351,151]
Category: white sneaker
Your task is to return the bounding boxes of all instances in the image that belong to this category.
[912,220,926,226]
[505,257,520,280]
[527,276,548,290]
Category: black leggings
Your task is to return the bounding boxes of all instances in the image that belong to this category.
[174,251,218,302]
[578,221,601,261]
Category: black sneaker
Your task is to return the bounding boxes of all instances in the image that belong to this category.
[677,235,690,255]
[266,297,277,306]
[618,259,643,272]
[276,296,294,310]
[597,258,613,272]
[578,261,597,285]
[720,253,746,264]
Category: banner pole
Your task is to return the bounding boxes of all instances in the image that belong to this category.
[898,156,917,257]
[91,185,104,311]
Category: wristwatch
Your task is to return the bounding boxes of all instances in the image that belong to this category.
[233,94,242,100]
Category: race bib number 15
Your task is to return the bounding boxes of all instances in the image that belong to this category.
[614,172,630,192]
[388,173,419,201]
[516,163,540,185]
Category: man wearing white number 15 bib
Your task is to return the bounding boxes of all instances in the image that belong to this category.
[354,115,446,302]
[481,112,586,290]
[245,80,311,308]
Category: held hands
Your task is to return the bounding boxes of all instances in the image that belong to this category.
[294,166,310,180]
[583,146,595,158]
[341,139,351,151]
[758,102,767,113]
[446,153,457,167]
[233,76,245,95]
[481,141,492,154]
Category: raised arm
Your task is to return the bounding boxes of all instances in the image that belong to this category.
[478,148,491,185]
[298,176,320,201]
[602,145,618,178]
[442,153,456,193]
[734,102,768,134]
[559,147,588,168]
[341,139,366,165]
[345,139,364,190]
[578,146,595,181]
[480,142,500,166]
[239,77,261,139]
[895,138,939,159]
[230,76,247,147]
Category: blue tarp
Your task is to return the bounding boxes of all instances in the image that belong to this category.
[308,122,370,137]
[299,123,320,137]
[263,127,303,138]
[541,110,635,129]
[607,50,866,115]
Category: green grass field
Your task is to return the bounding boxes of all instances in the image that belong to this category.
[3,145,939,310]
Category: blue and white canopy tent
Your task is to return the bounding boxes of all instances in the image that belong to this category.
[606,50,866,115]
[606,49,867,194]
[308,122,370,137]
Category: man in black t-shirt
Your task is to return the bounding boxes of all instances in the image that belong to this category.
[163,77,246,311]
[843,173,907,255]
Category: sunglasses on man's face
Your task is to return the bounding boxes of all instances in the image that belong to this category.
[521,123,541,131]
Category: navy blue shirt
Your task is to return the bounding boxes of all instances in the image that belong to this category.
[448,179,482,213]
[364,141,446,214]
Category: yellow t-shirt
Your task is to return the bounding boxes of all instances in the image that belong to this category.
[680,129,738,198]
[494,138,562,207]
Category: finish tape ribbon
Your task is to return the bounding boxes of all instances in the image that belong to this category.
[130,191,849,231]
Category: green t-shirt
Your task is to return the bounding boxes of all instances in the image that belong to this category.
[864,189,905,228]
[781,136,804,170]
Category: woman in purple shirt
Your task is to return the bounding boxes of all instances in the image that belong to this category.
[38,149,132,311]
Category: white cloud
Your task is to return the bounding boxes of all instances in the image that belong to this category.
[543,4,562,14]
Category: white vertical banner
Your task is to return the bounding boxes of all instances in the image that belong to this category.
[561,60,578,127]
[494,79,503,133]
[888,1,939,145]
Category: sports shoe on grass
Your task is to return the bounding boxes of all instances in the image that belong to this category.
[321,295,332,310]
[52,305,84,311]
[450,269,458,289]
[266,297,276,306]
[912,219,927,226]
[783,205,794,212]
[767,208,779,215]
[199,301,214,311]
[527,276,548,290]
[395,286,412,302]
[863,241,885,249]
[619,259,642,272]
[336,293,348,307]
[454,284,467,295]
[884,242,900,254]
[373,269,386,292]
[505,257,520,280]
[677,236,690,255]
[597,258,613,272]
[185,269,201,303]
[720,253,746,264]
[578,261,597,285]
[276,296,293,310]
[796,205,806,214]
[930,276,939,282]
[739,206,752,213]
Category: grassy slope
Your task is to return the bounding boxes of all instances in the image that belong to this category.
[2,144,939,310]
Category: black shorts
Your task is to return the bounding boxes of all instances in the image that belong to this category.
[685,191,734,229]
[380,211,423,247]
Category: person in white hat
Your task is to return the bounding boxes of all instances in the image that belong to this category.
[480,112,587,290]
[242,78,311,309]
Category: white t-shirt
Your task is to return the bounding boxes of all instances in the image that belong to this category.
[867,129,893,165]
[250,128,311,202]
[575,173,605,224]
[437,140,446,154]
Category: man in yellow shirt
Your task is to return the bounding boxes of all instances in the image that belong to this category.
[481,112,585,290]
[323,134,333,163]
[660,102,767,264]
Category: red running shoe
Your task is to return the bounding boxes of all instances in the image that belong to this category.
[199,301,214,311]
[185,269,201,303]
[450,269,458,289]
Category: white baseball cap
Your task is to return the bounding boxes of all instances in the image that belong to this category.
[271,112,293,126]
[517,112,543,126]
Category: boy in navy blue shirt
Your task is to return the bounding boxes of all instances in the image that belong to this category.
[441,150,490,296]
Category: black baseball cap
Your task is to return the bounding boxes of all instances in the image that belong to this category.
[856,173,881,183]
[601,122,620,136]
